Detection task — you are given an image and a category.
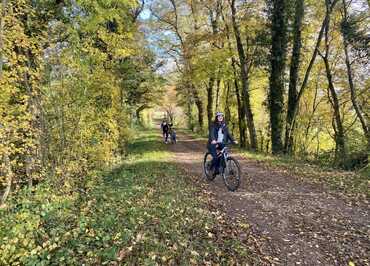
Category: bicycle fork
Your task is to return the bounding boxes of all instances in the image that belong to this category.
[220,154,228,174]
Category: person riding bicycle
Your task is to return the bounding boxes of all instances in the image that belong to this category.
[208,112,237,176]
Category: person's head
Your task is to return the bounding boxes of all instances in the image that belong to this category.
[214,111,224,124]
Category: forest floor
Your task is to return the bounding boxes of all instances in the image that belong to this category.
[167,130,370,266]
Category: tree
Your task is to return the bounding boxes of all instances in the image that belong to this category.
[319,0,347,164]
[0,0,159,204]
[150,0,205,130]
[229,0,257,150]
[221,6,247,146]
[268,0,288,154]
[340,0,369,150]
[284,0,340,153]
[284,0,304,153]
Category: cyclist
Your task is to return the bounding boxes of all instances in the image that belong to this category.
[208,112,237,176]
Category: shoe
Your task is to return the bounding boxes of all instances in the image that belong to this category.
[212,168,219,177]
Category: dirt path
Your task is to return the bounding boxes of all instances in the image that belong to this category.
[167,131,369,266]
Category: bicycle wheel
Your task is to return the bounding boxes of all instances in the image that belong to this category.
[222,156,241,191]
[203,152,216,181]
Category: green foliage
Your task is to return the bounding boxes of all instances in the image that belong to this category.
[0,0,162,201]
[151,0,369,169]
[0,130,252,264]
[340,9,370,59]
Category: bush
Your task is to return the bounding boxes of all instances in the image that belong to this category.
[342,151,369,170]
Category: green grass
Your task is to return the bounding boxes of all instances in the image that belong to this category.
[0,130,256,265]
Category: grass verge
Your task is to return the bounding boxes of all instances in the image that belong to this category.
[0,129,257,265]
[240,150,369,198]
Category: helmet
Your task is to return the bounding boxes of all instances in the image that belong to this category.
[215,111,224,117]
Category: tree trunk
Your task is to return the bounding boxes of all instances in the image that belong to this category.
[225,81,231,123]
[0,0,6,77]
[193,86,204,131]
[269,0,288,154]
[207,76,215,128]
[341,0,370,150]
[286,0,339,145]
[24,52,38,189]
[187,101,194,131]
[321,0,347,164]
[302,75,322,152]
[229,0,257,150]
[215,75,221,111]
[233,63,247,148]
[284,0,304,154]
[207,6,221,128]
[1,151,13,206]
[222,8,247,147]
[136,104,150,123]
[259,130,264,152]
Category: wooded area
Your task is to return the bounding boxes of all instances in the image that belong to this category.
[0,0,165,206]
[150,0,369,166]
[1,0,369,204]
[0,0,370,265]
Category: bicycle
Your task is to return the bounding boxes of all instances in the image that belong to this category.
[203,145,241,191]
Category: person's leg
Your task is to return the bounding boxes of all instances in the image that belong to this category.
[165,131,169,142]
[216,143,225,171]
[208,144,218,171]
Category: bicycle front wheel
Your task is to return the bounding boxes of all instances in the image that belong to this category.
[223,156,241,191]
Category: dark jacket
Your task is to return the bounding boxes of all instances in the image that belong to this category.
[208,122,235,145]
[162,123,169,132]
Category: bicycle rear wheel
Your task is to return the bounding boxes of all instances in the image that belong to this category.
[203,152,216,181]
[222,156,241,191]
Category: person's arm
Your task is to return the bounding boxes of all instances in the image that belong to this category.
[225,126,236,143]
[209,124,217,144]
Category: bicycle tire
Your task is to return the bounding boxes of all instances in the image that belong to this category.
[222,156,241,191]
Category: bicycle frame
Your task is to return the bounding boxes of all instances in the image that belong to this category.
[219,147,229,157]
[218,147,229,174]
